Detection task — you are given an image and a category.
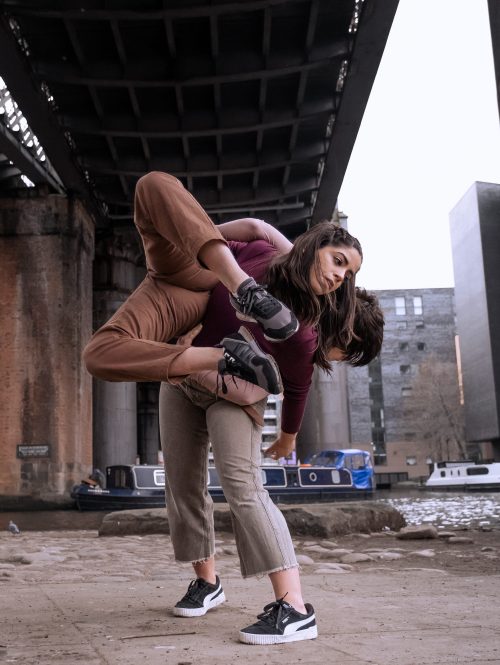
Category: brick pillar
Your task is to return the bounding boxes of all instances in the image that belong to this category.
[91,236,140,471]
[0,191,94,505]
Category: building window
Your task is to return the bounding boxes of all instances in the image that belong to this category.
[416,321,425,329]
[406,456,417,466]
[417,342,426,350]
[413,296,423,315]
[395,297,406,315]
[400,365,411,375]
[401,387,413,397]
[400,342,409,351]
[396,321,407,330]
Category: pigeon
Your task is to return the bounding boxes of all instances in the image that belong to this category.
[8,520,20,535]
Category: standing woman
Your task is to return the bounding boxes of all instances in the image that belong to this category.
[160,288,383,645]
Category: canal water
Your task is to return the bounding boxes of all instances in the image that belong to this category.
[377,490,500,529]
[2,491,500,532]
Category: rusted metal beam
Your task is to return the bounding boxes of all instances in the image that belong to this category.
[0,15,103,217]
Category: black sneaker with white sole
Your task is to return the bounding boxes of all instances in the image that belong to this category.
[239,597,318,645]
[230,278,299,342]
[173,576,226,617]
[219,326,283,395]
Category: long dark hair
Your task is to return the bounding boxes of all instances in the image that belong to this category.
[338,288,384,367]
[265,222,362,370]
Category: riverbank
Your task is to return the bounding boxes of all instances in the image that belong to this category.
[1,526,499,663]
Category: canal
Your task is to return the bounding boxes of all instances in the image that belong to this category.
[2,490,500,531]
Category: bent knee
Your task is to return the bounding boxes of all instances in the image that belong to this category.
[136,171,180,196]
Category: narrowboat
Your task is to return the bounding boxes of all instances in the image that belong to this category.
[425,460,500,491]
[71,448,375,510]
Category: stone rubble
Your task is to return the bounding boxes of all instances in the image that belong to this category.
[396,525,439,540]
[0,518,498,588]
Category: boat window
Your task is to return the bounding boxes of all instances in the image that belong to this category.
[153,469,165,486]
[466,467,489,476]
[108,467,132,489]
[440,471,445,477]
[117,469,127,487]
[307,451,342,467]
[348,454,366,470]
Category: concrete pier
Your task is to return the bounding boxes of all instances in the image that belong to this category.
[91,236,140,470]
[0,192,94,505]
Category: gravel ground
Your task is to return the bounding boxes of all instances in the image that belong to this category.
[1,526,499,585]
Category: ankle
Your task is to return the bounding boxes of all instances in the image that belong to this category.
[280,595,306,614]
[202,575,217,585]
[292,602,307,614]
[232,276,254,297]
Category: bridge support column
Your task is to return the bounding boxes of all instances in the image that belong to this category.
[91,236,140,471]
[0,191,94,506]
[297,365,351,462]
[137,383,160,464]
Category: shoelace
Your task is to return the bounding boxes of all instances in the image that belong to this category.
[217,353,240,395]
[217,341,255,395]
[237,283,277,317]
[181,578,213,604]
[256,595,292,630]
[217,372,229,395]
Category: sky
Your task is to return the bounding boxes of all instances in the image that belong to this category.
[338,0,500,290]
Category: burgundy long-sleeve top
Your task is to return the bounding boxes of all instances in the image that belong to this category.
[194,240,318,433]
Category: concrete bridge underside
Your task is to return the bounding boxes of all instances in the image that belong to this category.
[1,0,498,503]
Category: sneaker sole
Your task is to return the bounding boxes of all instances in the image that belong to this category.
[239,624,318,645]
[237,327,283,393]
[235,311,299,343]
[173,591,226,617]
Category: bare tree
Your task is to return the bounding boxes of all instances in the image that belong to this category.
[405,355,467,460]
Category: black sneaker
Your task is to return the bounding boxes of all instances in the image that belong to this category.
[173,576,226,617]
[239,597,318,645]
[230,278,299,342]
[219,326,283,395]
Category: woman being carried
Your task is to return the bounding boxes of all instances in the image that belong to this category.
[83,170,363,448]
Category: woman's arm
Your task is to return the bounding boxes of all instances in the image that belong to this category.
[263,431,297,460]
[191,369,269,405]
[218,218,293,255]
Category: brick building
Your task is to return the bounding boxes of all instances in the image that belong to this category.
[347,287,464,484]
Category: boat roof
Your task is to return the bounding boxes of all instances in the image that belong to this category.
[339,448,370,455]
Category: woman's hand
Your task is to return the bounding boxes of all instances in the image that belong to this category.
[264,431,297,460]
[176,323,203,347]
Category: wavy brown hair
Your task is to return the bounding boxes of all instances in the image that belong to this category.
[265,222,362,370]
[339,288,384,367]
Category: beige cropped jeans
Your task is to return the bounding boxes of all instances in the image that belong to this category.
[159,380,298,578]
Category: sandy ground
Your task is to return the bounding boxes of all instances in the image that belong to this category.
[0,526,499,664]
